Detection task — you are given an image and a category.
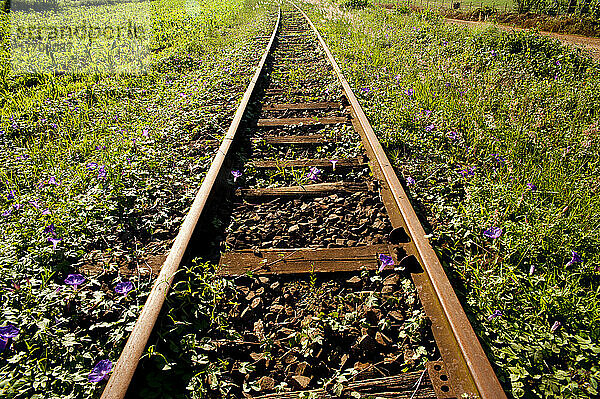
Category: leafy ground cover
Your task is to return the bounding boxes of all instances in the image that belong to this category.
[305,1,600,397]
[7,0,154,74]
[0,0,276,397]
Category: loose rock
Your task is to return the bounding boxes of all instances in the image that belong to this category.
[291,375,311,389]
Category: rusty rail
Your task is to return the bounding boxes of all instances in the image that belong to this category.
[100,3,506,398]
[99,8,282,399]
[292,2,507,398]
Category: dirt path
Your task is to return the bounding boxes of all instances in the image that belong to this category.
[446,18,600,60]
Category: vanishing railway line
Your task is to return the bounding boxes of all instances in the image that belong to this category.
[101,3,506,399]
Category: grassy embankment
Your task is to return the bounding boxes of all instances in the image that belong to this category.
[307,1,600,398]
[0,0,275,397]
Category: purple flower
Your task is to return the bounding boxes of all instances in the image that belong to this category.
[88,359,113,382]
[306,167,322,182]
[459,166,476,177]
[361,87,370,93]
[0,324,19,339]
[64,273,85,287]
[44,223,56,235]
[406,176,416,185]
[491,154,506,164]
[48,176,58,185]
[565,251,582,267]
[231,170,242,183]
[42,209,51,216]
[556,60,561,67]
[447,131,459,140]
[551,321,561,332]
[483,226,502,239]
[404,88,414,96]
[529,265,535,275]
[329,160,338,171]
[1,208,12,217]
[378,254,394,272]
[87,162,98,170]
[97,166,107,179]
[115,281,134,295]
[425,124,435,132]
[0,324,19,352]
[488,310,502,321]
[48,237,62,251]
[7,190,15,200]
[142,128,149,137]
[526,182,536,191]
[395,75,402,84]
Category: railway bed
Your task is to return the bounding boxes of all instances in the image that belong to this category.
[100,3,507,399]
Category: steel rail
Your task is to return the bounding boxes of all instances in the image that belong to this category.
[292,3,507,398]
[99,8,281,399]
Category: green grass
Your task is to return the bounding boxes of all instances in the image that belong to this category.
[7,0,153,75]
[0,0,275,397]
[373,0,515,11]
[307,3,600,398]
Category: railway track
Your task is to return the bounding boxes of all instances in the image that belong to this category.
[101,3,507,399]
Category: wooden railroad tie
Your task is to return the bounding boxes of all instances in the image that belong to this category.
[257,117,348,127]
[236,182,371,198]
[253,372,436,398]
[247,157,366,169]
[261,101,342,111]
[264,88,319,95]
[218,243,404,275]
[253,135,329,145]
